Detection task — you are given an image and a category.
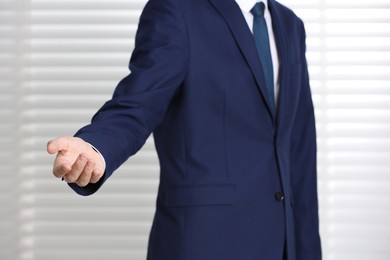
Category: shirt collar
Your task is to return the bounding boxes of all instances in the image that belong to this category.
[235,0,269,14]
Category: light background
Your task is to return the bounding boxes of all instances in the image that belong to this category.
[1,0,389,259]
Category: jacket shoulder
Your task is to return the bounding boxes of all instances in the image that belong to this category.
[272,0,304,28]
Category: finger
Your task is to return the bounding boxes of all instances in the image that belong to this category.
[47,137,68,154]
[75,160,95,187]
[64,154,89,183]
[90,168,104,184]
[53,163,72,178]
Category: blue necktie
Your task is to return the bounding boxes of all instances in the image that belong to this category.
[251,2,275,114]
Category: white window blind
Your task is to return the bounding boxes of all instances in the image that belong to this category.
[18,0,157,259]
[290,1,390,260]
[0,1,19,259]
[1,0,389,260]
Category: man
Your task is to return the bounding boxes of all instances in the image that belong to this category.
[47,0,322,259]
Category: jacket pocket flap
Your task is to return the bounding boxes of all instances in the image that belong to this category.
[164,184,236,207]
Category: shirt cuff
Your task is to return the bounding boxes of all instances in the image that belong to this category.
[86,142,107,171]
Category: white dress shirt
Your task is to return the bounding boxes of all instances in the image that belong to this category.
[235,0,280,103]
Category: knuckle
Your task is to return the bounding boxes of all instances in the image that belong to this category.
[86,161,95,170]
[72,160,86,172]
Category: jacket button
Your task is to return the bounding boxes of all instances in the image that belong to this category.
[275,192,284,201]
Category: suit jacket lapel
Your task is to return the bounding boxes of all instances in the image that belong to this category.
[208,0,275,119]
[268,0,288,130]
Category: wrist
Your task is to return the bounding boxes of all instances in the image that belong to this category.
[86,142,106,171]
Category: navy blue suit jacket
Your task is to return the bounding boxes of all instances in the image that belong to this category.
[70,0,322,259]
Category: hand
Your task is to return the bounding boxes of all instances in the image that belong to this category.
[47,136,105,187]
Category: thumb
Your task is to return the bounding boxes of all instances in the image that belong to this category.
[47,137,69,154]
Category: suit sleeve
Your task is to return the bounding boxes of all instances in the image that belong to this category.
[69,0,189,195]
[290,20,322,259]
